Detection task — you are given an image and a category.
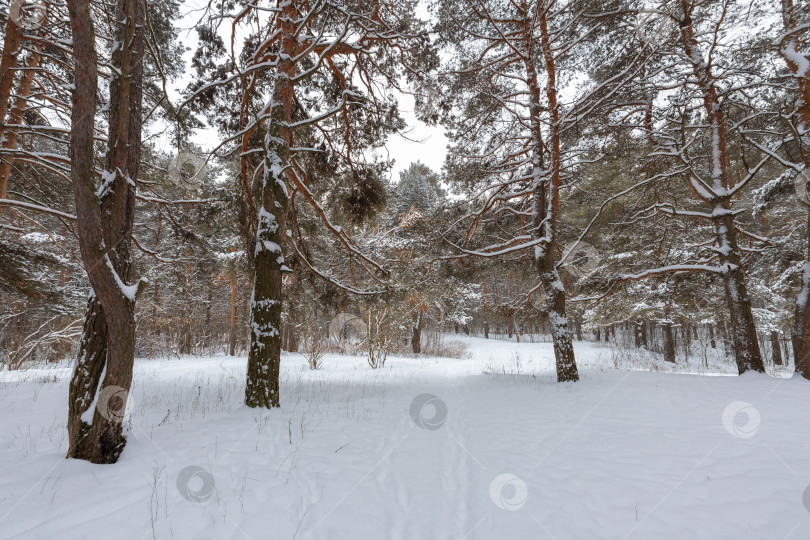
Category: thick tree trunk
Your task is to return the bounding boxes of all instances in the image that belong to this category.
[543,280,578,382]
[66,0,145,464]
[793,219,810,378]
[662,323,676,364]
[708,324,716,348]
[714,214,765,373]
[520,6,577,383]
[411,312,423,354]
[780,0,810,379]
[244,1,295,408]
[66,296,107,457]
[245,222,283,407]
[641,320,648,348]
[575,317,582,341]
[676,7,765,375]
[771,331,783,366]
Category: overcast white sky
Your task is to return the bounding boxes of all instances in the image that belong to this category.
[158,0,448,184]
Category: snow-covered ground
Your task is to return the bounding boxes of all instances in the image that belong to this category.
[1,336,809,539]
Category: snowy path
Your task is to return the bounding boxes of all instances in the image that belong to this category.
[1,337,809,539]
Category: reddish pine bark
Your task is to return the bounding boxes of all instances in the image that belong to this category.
[66,0,146,464]
[676,1,764,374]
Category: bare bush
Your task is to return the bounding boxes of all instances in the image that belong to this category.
[300,317,326,370]
[2,316,81,370]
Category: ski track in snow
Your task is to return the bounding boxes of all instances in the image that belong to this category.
[0,335,809,539]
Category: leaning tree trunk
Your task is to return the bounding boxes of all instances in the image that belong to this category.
[244,4,295,408]
[66,0,145,464]
[66,296,107,455]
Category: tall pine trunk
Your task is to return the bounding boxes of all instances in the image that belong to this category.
[244,1,295,408]
[713,213,764,373]
[779,0,810,379]
[527,7,577,382]
[0,30,43,212]
[677,6,764,375]
[66,0,145,463]
[0,8,22,140]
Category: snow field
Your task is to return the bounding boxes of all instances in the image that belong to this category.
[0,336,809,539]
